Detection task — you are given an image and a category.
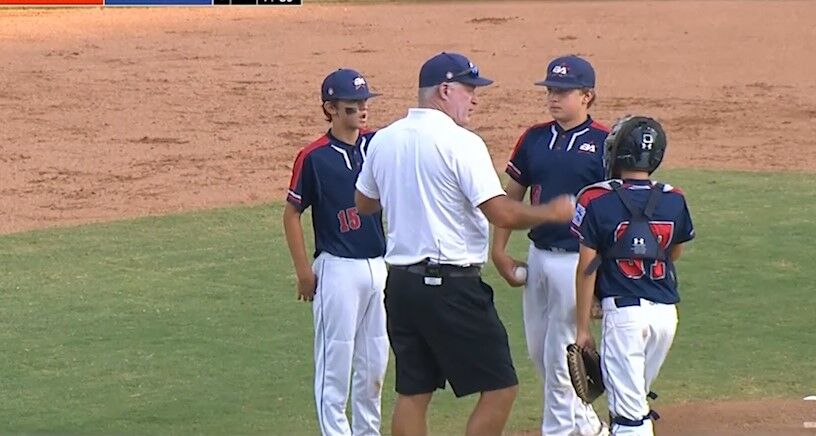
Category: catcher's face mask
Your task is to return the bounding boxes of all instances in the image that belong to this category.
[603,115,634,179]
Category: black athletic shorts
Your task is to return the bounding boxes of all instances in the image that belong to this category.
[384,264,518,397]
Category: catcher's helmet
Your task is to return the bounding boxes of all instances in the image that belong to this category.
[604,116,667,179]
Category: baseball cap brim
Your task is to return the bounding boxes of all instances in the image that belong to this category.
[534,79,582,89]
[324,91,381,101]
[456,76,494,87]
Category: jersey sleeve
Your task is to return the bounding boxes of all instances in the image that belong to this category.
[673,196,695,244]
[355,137,380,200]
[287,149,316,212]
[505,129,533,187]
[455,137,506,207]
[571,189,604,249]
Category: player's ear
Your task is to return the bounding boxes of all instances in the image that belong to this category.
[583,89,596,108]
[322,101,335,115]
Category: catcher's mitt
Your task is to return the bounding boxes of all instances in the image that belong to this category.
[566,344,605,403]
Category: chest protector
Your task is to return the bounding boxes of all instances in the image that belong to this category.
[585,181,668,276]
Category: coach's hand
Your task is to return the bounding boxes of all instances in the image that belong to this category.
[543,194,577,223]
[492,252,526,287]
[296,271,317,302]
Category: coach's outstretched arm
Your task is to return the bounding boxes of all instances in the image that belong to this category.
[355,190,382,215]
[479,194,575,230]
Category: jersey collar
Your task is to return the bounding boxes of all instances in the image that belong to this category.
[326,129,359,148]
[553,115,593,135]
[622,178,653,186]
[407,108,457,125]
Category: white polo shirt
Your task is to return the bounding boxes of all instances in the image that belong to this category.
[356,108,505,266]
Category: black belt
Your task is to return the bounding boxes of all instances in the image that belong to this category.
[614,296,642,308]
[390,262,481,278]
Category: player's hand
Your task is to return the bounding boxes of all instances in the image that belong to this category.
[576,329,596,351]
[296,272,317,302]
[591,299,603,319]
[491,251,526,288]
[543,194,576,223]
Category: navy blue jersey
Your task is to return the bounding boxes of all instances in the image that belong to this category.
[506,116,608,252]
[571,179,695,304]
[287,130,386,259]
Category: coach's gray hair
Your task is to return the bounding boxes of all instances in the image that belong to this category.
[418,86,438,106]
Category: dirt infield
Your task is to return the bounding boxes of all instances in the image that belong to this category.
[512,398,816,435]
[1,3,816,431]
[654,399,816,436]
[2,1,815,236]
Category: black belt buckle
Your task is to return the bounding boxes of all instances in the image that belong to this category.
[423,262,443,286]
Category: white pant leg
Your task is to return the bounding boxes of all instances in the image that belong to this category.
[601,299,676,436]
[644,304,677,395]
[350,258,389,436]
[312,253,364,436]
[526,247,603,436]
[540,250,603,436]
[523,244,549,382]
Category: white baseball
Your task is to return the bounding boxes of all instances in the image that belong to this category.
[513,265,528,283]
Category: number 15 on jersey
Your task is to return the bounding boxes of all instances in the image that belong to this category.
[338,208,361,233]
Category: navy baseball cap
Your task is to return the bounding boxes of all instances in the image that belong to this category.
[418,52,493,88]
[321,68,380,102]
[535,55,596,89]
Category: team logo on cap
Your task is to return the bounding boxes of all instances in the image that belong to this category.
[327,88,334,96]
[353,77,366,89]
[551,65,569,75]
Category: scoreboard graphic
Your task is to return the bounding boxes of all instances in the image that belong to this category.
[0,0,299,5]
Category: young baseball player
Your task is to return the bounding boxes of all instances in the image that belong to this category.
[573,116,695,436]
[283,68,388,436]
[491,55,608,435]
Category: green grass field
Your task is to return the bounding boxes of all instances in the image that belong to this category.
[1,168,813,434]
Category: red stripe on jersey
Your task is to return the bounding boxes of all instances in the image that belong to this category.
[509,121,554,160]
[506,162,522,178]
[590,120,610,133]
[288,134,331,190]
[577,186,613,207]
[286,192,301,204]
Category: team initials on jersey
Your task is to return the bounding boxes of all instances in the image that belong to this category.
[578,142,597,153]
[337,207,362,233]
[613,221,674,279]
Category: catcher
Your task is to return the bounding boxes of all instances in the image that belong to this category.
[570,116,695,435]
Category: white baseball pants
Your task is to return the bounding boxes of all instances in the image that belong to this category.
[311,253,389,436]
[600,297,677,436]
[524,245,605,435]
